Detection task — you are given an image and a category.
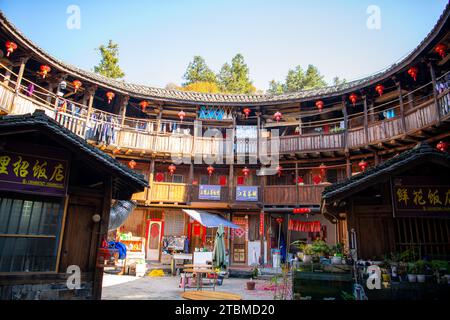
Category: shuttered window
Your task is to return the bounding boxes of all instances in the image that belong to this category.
[164,211,185,236]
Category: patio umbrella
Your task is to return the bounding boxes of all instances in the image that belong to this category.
[213,224,226,269]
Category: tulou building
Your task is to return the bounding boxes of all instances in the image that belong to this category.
[0,2,449,285]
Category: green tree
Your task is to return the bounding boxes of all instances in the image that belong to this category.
[94,40,125,79]
[218,54,256,94]
[267,64,327,94]
[267,80,284,95]
[332,76,347,87]
[182,56,217,86]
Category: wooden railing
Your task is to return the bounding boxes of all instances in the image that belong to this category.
[132,187,149,202]
[149,182,187,203]
[264,184,326,205]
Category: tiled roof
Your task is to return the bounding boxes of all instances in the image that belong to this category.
[1,3,449,105]
[0,110,148,198]
[322,142,450,202]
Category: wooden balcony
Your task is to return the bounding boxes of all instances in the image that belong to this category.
[264,184,326,205]
[131,187,149,202]
[149,182,187,203]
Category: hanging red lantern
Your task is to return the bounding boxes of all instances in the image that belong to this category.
[207,165,215,176]
[358,159,368,172]
[168,164,177,176]
[106,91,115,104]
[312,175,322,185]
[276,165,283,177]
[139,101,149,112]
[435,43,447,59]
[349,93,358,106]
[408,67,418,81]
[128,160,137,169]
[437,141,449,152]
[178,110,186,121]
[243,108,251,118]
[242,167,250,178]
[315,100,324,112]
[276,217,283,224]
[274,111,282,122]
[5,41,17,57]
[39,65,51,79]
[319,163,327,178]
[293,208,311,214]
[375,84,384,97]
[72,80,82,93]
[296,176,304,185]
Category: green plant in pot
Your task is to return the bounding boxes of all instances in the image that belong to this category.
[431,260,449,284]
[415,260,428,283]
[331,243,344,265]
[246,266,258,290]
[407,262,417,283]
[292,241,314,264]
[311,240,331,258]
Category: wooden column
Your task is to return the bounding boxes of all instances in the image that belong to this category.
[187,162,194,203]
[295,162,299,203]
[374,151,381,166]
[363,95,369,145]
[395,80,407,133]
[147,158,156,205]
[428,61,441,124]
[345,152,352,178]
[286,213,291,259]
[119,95,130,127]
[228,163,234,203]
[342,96,349,151]
[84,85,97,134]
[14,56,30,93]
[256,110,261,159]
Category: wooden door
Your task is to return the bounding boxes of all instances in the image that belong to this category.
[147,221,162,261]
[231,216,248,264]
[189,222,205,251]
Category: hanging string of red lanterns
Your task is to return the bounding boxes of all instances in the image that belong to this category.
[5,41,17,57]
[435,43,447,59]
[39,65,51,79]
[349,93,358,106]
[168,164,177,176]
[274,111,282,122]
[178,110,186,121]
[375,84,384,97]
[315,100,324,112]
[408,67,418,81]
[72,80,82,93]
[242,167,250,178]
[139,101,149,112]
[243,108,251,119]
[128,160,137,169]
[207,165,215,176]
[293,208,311,214]
[106,91,115,104]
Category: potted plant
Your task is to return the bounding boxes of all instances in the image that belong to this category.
[311,240,331,258]
[291,241,314,264]
[407,262,417,282]
[431,260,449,284]
[415,260,427,283]
[331,243,344,265]
[246,266,258,290]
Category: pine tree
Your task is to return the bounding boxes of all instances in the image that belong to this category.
[94,40,125,79]
[182,56,217,86]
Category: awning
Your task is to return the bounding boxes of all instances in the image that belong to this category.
[182,209,241,229]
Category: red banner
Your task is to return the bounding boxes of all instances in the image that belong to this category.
[259,212,265,236]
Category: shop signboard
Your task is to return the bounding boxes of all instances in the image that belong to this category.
[199,185,221,201]
[0,149,69,197]
[236,186,258,202]
[392,177,450,217]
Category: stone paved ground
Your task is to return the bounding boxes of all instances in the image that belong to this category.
[102,274,276,300]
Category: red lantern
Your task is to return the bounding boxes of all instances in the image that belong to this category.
[315,100,324,112]
[435,43,447,59]
[207,165,215,176]
[276,165,283,177]
[168,164,176,176]
[5,41,17,57]
[408,67,418,81]
[72,80,82,93]
[375,84,384,97]
[243,108,251,118]
[128,160,137,169]
[242,167,250,178]
[358,159,368,172]
[40,65,51,79]
[276,217,283,224]
[139,101,149,112]
[319,163,327,178]
[349,93,358,106]
[293,208,311,214]
[296,176,304,185]
[178,110,186,121]
[274,111,282,122]
[312,175,322,185]
[437,141,448,152]
[106,91,115,104]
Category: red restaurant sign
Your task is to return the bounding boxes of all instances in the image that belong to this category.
[259,212,264,236]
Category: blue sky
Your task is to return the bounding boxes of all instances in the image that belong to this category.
[1,0,448,91]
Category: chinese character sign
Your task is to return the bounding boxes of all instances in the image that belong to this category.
[0,151,69,196]
[236,186,259,202]
[199,185,221,201]
[393,185,450,216]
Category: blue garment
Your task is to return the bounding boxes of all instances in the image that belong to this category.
[108,241,127,259]
[279,232,287,263]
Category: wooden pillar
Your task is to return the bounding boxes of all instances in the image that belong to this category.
[156,105,163,132]
[119,95,130,127]
[147,158,156,205]
[14,56,29,93]
[187,162,194,203]
[295,162,299,203]
[84,85,97,134]
[256,110,261,159]
[374,151,381,166]
[286,213,291,259]
[395,80,407,133]
[428,61,441,123]
[369,101,375,122]
[342,96,349,151]
[228,163,234,203]
[363,95,369,145]
[92,176,112,299]
[345,153,352,178]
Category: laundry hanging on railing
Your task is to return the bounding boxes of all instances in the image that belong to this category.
[288,220,321,233]
[85,112,119,145]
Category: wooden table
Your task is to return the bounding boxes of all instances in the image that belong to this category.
[182,268,216,291]
[182,291,242,300]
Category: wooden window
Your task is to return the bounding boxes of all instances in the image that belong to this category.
[199,175,210,185]
[164,211,185,236]
[0,196,64,273]
[172,174,184,183]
